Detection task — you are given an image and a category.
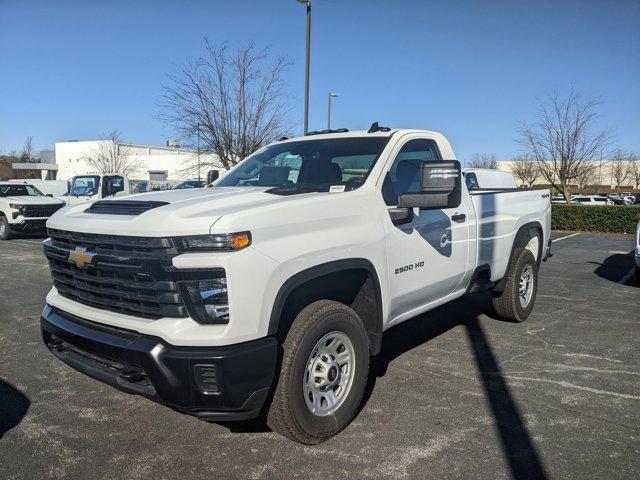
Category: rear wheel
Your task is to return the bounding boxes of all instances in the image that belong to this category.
[492,248,538,322]
[267,300,370,444]
[0,216,12,240]
[635,265,640,286]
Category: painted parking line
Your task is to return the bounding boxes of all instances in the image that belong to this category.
[552,232,581,243]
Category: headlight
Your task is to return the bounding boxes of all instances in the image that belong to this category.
[9,203,25,212]
[180,276,230,324]
[176,231,252,252]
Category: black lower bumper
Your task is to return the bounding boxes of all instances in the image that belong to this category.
[41,305,278,421]
[11,219,47,232]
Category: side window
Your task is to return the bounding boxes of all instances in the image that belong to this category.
[103,176,124,197]
[382,139,441,206]
[465,172,479,190]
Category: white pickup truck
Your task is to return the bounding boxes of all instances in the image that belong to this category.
[0,182,65,240]
[41,126,551,443]
[61,173,131,205]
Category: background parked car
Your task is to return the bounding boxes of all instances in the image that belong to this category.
[571,195,612,206]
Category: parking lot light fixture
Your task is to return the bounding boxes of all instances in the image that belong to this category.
[297,0,311,135]
[327,92,338,130]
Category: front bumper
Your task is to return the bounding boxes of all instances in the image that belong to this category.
[41,305,278,421]
[9,218,47,231]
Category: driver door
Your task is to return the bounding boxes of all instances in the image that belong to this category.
[381,137,471,322]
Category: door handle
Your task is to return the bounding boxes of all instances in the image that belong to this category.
[451,213,466,223]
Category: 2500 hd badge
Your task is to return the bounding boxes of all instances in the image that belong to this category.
[395,261,425,275]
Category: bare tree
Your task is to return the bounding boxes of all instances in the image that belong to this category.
[467,153,498,169]
[160,40,292,173]
[510,156,540,187]
[518,89,610,203]
[610,149,630,188]
[19,136,35,162]
[628,153,640,188]
[82,130,139,176]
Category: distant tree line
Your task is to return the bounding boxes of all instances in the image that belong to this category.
[465,89,638,202]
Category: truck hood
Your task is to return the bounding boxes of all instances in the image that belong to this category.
[3,196,65,205]
[47,186,327,237]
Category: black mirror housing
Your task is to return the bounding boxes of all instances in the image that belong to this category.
[207,170,220,184]
[397,160,461,210]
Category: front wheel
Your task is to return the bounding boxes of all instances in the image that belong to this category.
[267,300,370,444]
[492,248,538,322]
[0,216,12,240]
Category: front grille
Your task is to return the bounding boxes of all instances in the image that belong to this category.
[44,229,188,319]
[24,203,64,218]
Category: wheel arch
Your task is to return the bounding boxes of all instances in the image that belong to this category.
[268,258,384,355]
[493,221,543,292]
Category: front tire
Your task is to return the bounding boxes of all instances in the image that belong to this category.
[0,216,12,240]
[492,248,538,322]
[267,300,370,444]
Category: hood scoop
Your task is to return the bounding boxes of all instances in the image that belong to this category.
[85,200,169,216]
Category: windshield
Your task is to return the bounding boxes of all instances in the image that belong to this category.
[0,184,45,197]
[174,180,205,189]
[70,175,100,196]
[216,137,390,192]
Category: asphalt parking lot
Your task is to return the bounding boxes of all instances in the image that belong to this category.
[1,232,638,479]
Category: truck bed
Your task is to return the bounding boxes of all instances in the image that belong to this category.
[469,188,551,282]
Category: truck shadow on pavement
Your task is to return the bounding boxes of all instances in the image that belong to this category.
[224,293,549,479]
[589,251,638,287]
[367,293,549,480]
[0,379,30,439]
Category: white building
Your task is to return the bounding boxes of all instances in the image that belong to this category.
[54,140,218,182]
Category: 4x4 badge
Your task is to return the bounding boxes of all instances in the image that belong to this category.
[68,247,96,268]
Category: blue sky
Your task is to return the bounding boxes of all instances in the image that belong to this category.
[1,0,638,161]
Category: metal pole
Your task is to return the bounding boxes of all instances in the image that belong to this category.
[197,124,201,183]
[327,92,338,130]
[300,1,311,135]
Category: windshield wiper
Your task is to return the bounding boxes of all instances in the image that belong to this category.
[264,185,328,196]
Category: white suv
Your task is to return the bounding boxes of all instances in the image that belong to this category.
[571,195,612,206]
[0,182,65,240]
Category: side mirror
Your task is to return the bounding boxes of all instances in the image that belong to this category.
[398,161,461,210]
[207,170,219,184]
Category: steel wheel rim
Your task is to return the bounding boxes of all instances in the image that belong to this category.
[519,265,534,308]
[303,331,356,417]
[0,221,5,237]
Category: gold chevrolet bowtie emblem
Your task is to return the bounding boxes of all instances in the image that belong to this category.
[68,247,96,268]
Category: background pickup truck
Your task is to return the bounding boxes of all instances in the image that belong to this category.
[41,126,551,444]
[0,181,65,240]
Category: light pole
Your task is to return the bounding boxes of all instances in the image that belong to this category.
[297,0,311,134]
[197,123,201,183]
[327,92,338,130]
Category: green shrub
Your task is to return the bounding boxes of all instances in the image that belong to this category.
[552,204,640,234]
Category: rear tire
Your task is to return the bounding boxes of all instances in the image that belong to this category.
[492,248,538,322]
[635,265,640,286]
[267,300,370,444]
[0,216,12,240]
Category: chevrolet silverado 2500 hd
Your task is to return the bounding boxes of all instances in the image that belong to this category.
[0,182,65,240]
[41,127,551,444]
